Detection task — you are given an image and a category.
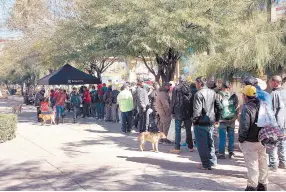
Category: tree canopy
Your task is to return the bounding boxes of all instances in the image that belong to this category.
[1,0,285,89]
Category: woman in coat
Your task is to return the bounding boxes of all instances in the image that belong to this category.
[155,82,172,144]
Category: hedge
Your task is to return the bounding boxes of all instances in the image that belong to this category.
[0,114,17,143]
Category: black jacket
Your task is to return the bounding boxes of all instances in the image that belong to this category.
[35,91,45,107]
[149,89,159,112]
[171,83,192,120]
[271,87,286,129]
[238,98,261,143]
[193,87,220,125]
[134,86,149,111]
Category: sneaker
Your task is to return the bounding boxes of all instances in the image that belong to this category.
[229,152,235,159]
[218,154,226,159]
[170,149,180,154]
[197,164,211,170]
[257,183,267,191]
[245,186,256,191]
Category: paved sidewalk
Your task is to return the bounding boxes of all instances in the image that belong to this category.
[0,99,285,191]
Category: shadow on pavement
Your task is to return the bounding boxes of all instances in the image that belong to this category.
[0,160,240,191]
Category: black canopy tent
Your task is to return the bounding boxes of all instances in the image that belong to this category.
[38,64,101,85]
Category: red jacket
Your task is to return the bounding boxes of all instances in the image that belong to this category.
[83,91,91,103]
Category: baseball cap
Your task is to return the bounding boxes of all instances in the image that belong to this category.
[243,85,256,97]
[256,78,267,90]
[243,76,258,86]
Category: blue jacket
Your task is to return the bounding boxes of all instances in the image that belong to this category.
[256,85,271,106]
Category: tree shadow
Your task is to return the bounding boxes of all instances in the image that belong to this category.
[0,159,241,191]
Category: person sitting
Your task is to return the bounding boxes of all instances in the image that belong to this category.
[40,97,51,114]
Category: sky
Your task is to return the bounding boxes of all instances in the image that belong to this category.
[0,0,22,39]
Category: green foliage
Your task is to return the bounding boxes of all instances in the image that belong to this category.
[193,9,286,79]
[0,114,17,143]
[2,0,285,83]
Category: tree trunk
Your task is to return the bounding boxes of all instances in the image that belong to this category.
[20,83,24,96]
[96,71,102,82]
[155,47,180,83]
[154,74,160,84]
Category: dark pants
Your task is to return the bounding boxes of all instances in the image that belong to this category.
[121,110,133,132]
[97,102,104,119]
[36,107,41,121]
[194,125,217,169]
[138,109,147,133]
[91,103,97,117]
[72,106,80,119]
[174,119,194,150]
[83,102,90,117]
[133,109,138,129]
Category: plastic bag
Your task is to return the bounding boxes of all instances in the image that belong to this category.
[181,128,186,145]
[167,119,186,144]
[167,119,175,142]
[257,101,278,127]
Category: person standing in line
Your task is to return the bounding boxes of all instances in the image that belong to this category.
[130,82,138,129]
[170,76,194,153]
[54,88,67,124]
[50,89,55,109]
[96,84,105,120]
[217,81,239,159]
[134,78,149,133]
[82,86,91,118]
[193,76,220,170]
[35,88,45,122]
[117,84,134,133]
[239,85,268,191]
[269,75,286,171]
[111,85,120,123]
[103,85,113,122]
[90,85,97,118]
[70,87,82,123]
[149,82,160,131]
[155,82,172,143]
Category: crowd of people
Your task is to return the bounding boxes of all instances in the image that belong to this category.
[33,75,286,191]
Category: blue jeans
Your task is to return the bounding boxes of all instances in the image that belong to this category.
[175,119,193,150]
[121,110,133,132]
[194,125,217,169]
[218,122,235,154]
[56,106,65,119]
[268,129,286,168]
[97,102,104,119]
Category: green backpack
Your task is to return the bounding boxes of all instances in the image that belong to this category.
[219,91,236,120]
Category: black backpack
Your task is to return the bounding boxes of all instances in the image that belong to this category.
[91,91,99,103]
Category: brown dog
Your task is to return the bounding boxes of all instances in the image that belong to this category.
[138,132,167,152]
[39,113,55,125]
[12,104,22,114]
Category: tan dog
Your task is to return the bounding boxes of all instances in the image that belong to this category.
[39,113,55,125]
[12,104,22,114]
[138,132,167,152]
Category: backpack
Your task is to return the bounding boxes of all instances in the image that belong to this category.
[219,91,236,120]
[91,91,99,103]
